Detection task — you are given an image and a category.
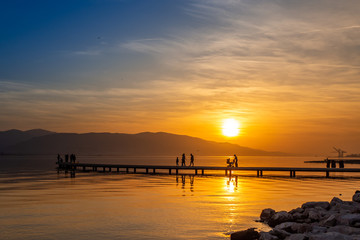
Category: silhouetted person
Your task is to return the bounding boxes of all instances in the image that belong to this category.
[190,153,194,166]
[234,154,238,167]
[181,153,186,166]
[325,158,330,168]
[331,160,336,168]
[57,154,61,163]
[65,154,69,163]
[339,160,345,168]
[176,157,179,166]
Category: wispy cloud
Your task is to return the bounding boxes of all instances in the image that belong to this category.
[73,50,102,56]
[1,0,360,153]
[122,0,360,87]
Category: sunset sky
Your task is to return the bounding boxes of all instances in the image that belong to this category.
[1,0,360,155]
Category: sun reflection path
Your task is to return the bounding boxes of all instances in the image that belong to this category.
[225,176,239,193]
[223,175,243,236]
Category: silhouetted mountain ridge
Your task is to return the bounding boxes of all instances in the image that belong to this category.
[0,129,55,152]
[1,129,285,156]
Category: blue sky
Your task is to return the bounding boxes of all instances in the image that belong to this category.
[1,0,360,154]
[1,0,197,85]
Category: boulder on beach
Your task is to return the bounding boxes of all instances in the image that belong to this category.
[268,211,293,227]
[261,208,276,222]
[252,190,360,240]
[230,228,260,240]
[353,191,360,203]
[301,201,330,210]
[308,232,352,240]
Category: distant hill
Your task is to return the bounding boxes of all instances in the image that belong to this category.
[0,129,55,152]
[1,130,285,156]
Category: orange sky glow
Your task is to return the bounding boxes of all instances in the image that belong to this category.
[1,1,360,155]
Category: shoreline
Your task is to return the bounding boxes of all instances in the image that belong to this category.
[231,190,360,240]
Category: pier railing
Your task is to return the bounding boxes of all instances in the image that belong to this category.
[57,162,360,178]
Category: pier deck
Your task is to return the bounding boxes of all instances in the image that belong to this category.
[57,162,360,178]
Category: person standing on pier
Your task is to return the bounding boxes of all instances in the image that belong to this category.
[190,154,194,166]
[331,160,336,168]
[234,154,238,167]
[339,160,345,168]
[325,158,330,168]
[181,153,186,166]
[176,157,179,166]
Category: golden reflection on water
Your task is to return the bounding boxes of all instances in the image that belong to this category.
[225,176,239,193]
[2,167,360,239]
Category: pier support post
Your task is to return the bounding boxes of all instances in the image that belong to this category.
[83,166,86,171]
[153,168,156,174]
[326,171,329,178]
[95,167,97,171]
[103,167,105,172]
[126,168,129,173]
[146,168,149,174]
[134,168,136,173]
[225,170,228,176]
[109,167,111,172]
[261,170,263,177]
[117,168,119,172]
[169,169,172,175]
[176,169,178,175]
[202,169,204,175]
[195,169,198,175]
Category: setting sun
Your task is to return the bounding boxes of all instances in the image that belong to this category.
[222,118,240,137]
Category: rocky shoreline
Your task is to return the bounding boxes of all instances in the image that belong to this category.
[231,190,360,240]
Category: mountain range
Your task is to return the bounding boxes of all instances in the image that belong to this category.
[0,129,286,156]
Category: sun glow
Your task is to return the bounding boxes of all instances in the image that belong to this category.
[222,118,240,137]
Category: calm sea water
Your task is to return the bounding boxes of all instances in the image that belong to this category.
[1,155,360,240]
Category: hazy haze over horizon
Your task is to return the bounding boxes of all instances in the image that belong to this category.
[1,0,360,155]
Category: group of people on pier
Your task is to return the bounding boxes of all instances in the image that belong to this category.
[176,153,195,167]
[227,154,238,167]
[57,153,77,163]
[325,158,345,168]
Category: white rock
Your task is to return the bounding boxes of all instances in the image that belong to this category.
[338,214,360,226]
[353,191,360,203]
[261,208,276,222]
[285,234,307,240]
[259,232,279,240]
[308,210,322,222]
[328,225,360,235]
[268,211,294,227]
[309,232,352,240]
[302,202,330,210]
[321,214,337,227]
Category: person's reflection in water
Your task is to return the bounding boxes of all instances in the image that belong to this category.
[177,175,196,190]
[181,175,186,189]
[190,175,194,192]
[226,175,238,191]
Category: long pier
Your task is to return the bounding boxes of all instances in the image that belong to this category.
[57,162,360,178]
